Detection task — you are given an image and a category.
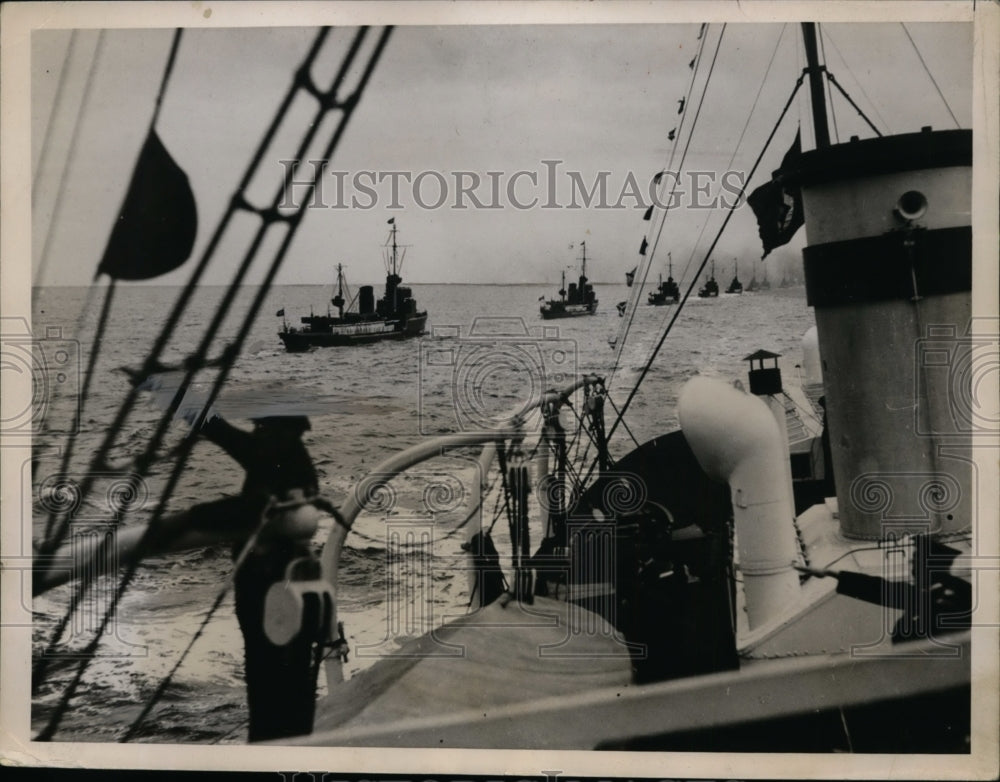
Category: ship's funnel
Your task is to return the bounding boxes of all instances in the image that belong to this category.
[793,129,972,539]
[679,376,800,629]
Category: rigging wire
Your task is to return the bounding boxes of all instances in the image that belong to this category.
[37,28,335,563]
[609,26,710,381]
[605,73,807,447]
[632,24,728,334]
[899,23,961,129]
[34,26,395,740]
[34,31,107,288]
[39,29,181,550]
[820,28,891,134]
[604,24,729,423]
[120,502,276,742]
[818,25,840,143]
[40,282,116,544]
[32,30,79,204]
[642,22,788,373]
[38,28,188,559]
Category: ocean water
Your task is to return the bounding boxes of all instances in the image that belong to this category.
[29,281,814,743]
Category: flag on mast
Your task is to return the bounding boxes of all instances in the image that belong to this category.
[97,130,197,280]
[747,130,804,258]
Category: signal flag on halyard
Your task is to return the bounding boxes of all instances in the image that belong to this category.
[276,308,285,317]
[747,130,804,259]
[625,267,636,287]
[97,130,197,280]
[387,217,395,224]
[639,237,648,256]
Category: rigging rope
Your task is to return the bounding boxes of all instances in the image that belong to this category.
[824,72,884,138]
[39,29,184,550]
[39,282,116,545]
[120,500,277,742]
[32,30,79,205]
[34,31,107,288]
[900,23,960,129]
[818,25,840,143]
[601,24,728,440]
[609,25,712,381]
[631,22,788,383]
[149,29,184,130]
[605,73,807,447]
[820,28,891,134]
[34,26,394,741]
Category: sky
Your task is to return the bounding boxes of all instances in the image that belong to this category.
[29,14,973,287]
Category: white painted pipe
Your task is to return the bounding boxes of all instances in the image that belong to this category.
[801,326,822,387]
[678,376,800,629]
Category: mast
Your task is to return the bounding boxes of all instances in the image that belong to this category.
[800,22,831,150]
[580,241,587,282]
[334,263,345,318]
[668,252,673,278]
[389,220,398,277]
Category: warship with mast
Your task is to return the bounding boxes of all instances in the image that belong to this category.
[539,241,599,318]
[278,219,427,351]
[29,17,987,759]
[647,253,681,305]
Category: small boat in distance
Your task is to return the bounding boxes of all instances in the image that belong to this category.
[540,241,599,319]
[698,260,720,298]
[725,259,743,294]
[648,253,681,305]
[278,220,427,351]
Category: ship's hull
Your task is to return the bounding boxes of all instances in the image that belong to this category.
[279,311,427,351]
[540,301,599,319]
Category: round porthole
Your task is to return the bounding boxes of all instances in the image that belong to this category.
[895,190,928,221]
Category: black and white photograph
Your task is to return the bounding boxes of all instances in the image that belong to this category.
[1,1,997,777]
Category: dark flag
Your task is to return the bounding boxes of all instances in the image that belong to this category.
[276,308,285,317]
[643,205,654,221]
[667,128,676,141]
[97,130,197,280]
[625,267,636,287]
[697,23,706,40]
[688,57,696,69]
[747,131,804,259]
[677,97,685,114]
[387,217,395,224]
[639,237,648,256]
[652,171,664,186]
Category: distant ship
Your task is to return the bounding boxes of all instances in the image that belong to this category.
[278,220,427,351]
[540,241,599,319]
[698,260,720,298]
[648,253,681,305]
[725,259,743,294]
